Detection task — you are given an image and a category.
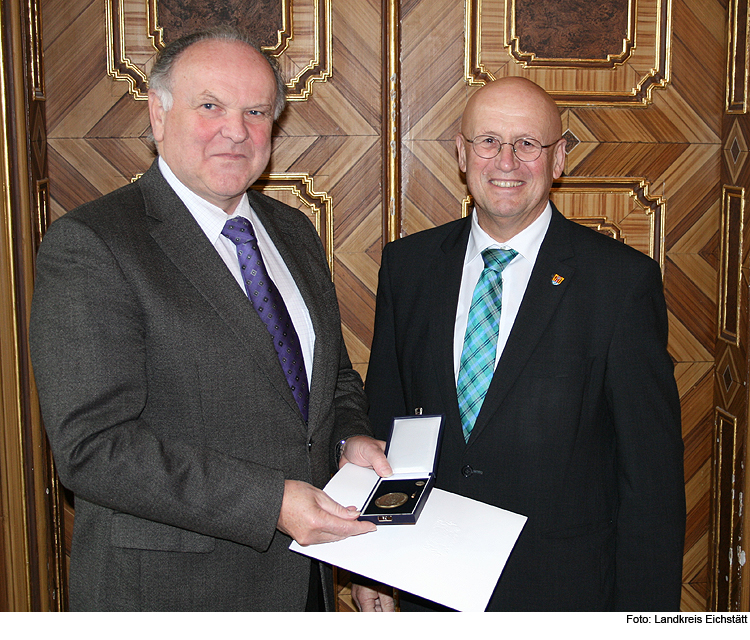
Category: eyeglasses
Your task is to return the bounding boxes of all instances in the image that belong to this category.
[463,135,559,162]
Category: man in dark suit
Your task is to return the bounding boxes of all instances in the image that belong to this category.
[29,27,390,611]
[353,77,685,611]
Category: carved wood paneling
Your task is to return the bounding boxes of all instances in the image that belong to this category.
[30,0,747,612]
[0,0,67,613]
[713,0,750,612]
[466,0,671,105]
[105,0,328,101]
[42,0,384,611]
[399,0,730,611]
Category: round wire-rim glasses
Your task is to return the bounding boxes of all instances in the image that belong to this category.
[463,135,560,162]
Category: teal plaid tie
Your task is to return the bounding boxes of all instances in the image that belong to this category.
[457,247,517,442]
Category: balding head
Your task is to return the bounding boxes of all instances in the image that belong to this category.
[461,77,562,142]
[456,77,566,242]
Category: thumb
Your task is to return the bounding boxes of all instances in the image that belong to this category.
[316,490,361,519]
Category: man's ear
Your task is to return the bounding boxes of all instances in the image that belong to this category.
[552,138,566,179]
[148,91,166,144]
[456,134,468,173]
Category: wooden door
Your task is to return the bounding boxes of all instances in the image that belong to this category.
[0,0,742,610]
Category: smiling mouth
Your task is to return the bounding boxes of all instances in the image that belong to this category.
[490,179,523,188]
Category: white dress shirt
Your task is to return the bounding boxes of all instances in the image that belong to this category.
[453,204,551,382]
[159,157,316,384]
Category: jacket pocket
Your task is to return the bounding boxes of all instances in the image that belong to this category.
[110,512,215,553]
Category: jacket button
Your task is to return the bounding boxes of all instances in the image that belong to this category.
[461,464,473,478]
[307,439,313,451]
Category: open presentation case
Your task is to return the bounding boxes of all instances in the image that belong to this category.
[359,414,444,525]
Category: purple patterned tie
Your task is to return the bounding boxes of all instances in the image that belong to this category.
[222,217,309,421]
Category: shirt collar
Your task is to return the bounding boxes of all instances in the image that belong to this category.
[465,201,552,266]
[158,156,252,243]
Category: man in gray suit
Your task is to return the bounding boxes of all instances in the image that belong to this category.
[29,27,390,611]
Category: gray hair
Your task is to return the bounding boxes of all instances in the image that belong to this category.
[148,26,286,120]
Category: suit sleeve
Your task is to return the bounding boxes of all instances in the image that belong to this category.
[30,216,285,552]
[607,258,686,610]
[365,242,408,440]
[328,303,374,467]
[286,204,373,468]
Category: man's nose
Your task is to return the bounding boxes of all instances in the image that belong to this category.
[222,112,249,143]
[494,142,519,169]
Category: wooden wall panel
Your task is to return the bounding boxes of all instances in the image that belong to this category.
[713,0,750,612]
[43,0,383,382]
[397,0,731,612]
[41,0,383,610]
[27,0,747,612]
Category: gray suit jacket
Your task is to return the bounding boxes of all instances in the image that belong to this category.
[29,161,371,611]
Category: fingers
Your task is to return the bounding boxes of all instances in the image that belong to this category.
[378,592,396,612]
[340,435,393,477]
[277,479,376,546]
[351,583,396,612]
[351,584,379,612]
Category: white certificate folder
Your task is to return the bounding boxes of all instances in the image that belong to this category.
[290,462,527,612]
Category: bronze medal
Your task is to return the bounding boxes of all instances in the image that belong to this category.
[374,491,409,509]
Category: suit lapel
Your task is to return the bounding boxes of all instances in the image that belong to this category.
[467,207,576,446]
[247,190,335,432]
[138,163,302,421]
[428,218,472,451]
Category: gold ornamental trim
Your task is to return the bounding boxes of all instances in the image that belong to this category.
[27,0,45,100]
[726,0,749,113]
[461,176,665,267]
[253,173,334,276]
[106,0,330,101]
[552,177,665,267]
[506,0,637,69]
[719,186,745,346]
[0,4,32,608]
[709,408,742,610]
[465,0,672,107]
[386,0,401,244]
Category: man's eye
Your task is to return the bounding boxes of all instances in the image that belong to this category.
[201,103,216,111]
[479,137,497,146]
[517,139,536,148]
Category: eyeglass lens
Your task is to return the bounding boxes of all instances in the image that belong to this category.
[472,138,543,161]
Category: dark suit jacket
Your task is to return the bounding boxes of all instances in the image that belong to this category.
[365,206,686,611]
[29,161,371,611]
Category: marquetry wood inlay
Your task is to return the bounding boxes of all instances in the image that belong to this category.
[37,0,746,612]
[719,186,744,345]
[725,119,748,183]
[105,0,329,101]
[726,0,749,113]
[253,174,334,274]
[155,0,285,48]
[466,0,670,106]
[510,0,633,67]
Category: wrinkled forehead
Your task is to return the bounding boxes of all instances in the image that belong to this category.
[173,39,273,85]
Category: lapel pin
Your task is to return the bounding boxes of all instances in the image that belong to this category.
[551,274,564,286]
